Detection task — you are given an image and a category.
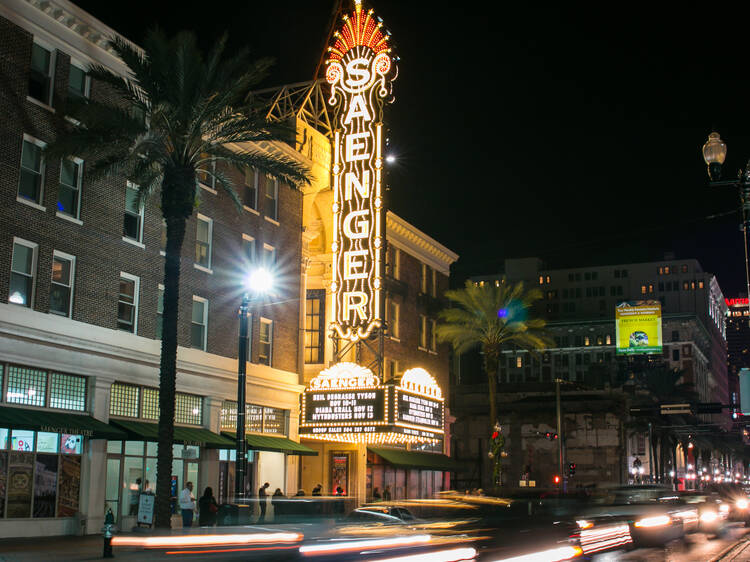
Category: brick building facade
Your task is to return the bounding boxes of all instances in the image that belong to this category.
[0,0,311,537]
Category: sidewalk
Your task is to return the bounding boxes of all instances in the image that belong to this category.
[0,534,133,561]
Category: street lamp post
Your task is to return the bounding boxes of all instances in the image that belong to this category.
[235,267,274,501]
[702,131,750,325]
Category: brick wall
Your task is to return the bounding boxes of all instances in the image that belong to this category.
[0,15,303,373]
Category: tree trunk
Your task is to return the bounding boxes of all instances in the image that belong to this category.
[154,170,194,529]
[484,353,499,429]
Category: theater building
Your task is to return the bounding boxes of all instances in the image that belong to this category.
[0,0,314,537]
[264,3,460,503]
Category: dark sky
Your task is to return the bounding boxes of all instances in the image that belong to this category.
[76,1,750,295]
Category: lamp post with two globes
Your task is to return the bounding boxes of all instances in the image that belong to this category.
[235,267,274,501]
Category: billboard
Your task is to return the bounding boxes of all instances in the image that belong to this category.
[615,301,662,355]
[326,3,396,342]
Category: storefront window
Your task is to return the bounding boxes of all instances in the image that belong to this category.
[0,428,82,518]
[110,383,203,426]
[105,440,199,522]
[220,400,288,436]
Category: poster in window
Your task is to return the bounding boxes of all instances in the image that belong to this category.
[11,429,34,452]
[57,454,81,517]
[7,451,33,518]
[331,454,348,496]
[0,452,7,517]
[33,453,58,518]
[61,434,82,455]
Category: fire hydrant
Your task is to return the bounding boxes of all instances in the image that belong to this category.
[101,508,115,558]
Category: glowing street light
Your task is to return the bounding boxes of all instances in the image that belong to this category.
[236,267,275,501]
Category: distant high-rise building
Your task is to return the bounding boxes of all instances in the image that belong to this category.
[726,297,750,414]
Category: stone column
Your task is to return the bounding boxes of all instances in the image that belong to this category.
[200,397,224,496]
[82,377,113,534]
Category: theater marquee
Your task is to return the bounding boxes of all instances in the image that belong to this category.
[299,364,444,445]
[326,1,396,343]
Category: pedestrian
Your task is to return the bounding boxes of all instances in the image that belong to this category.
[272,488,285,521]
[335,485,344,496]
[179,481,196,528]
[258,482,270,522]
[312,484,322,496]
[295,489,306,496]
[129,477,142,515]
[373,487,381,501]
[198,487,218,527]
[383,485,392,501]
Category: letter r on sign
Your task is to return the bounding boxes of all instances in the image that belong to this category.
[344,291,368,322]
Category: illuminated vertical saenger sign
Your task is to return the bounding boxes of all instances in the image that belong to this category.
[326,1,396,342]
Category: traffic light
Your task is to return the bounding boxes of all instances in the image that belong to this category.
[544,432,558,440]
[553,475,560,485]
[568,462,576,476]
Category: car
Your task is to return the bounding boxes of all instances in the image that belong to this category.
[575,485,686,549]
[676,491,729,537]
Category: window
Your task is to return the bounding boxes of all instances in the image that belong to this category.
[305,289,325,364]
[156,285,164,339]
[9,239,38,307]
[516,356,523,368]
[387,246,400,279]
[430,319,437,352]
[263,244,276,266]
[431,268,437,297]
[641,285,647,295]
[19,135,46,205]
[29,43,53,105]
[175,393,203,425]
[421,264,432,294]
[141,387,159,420]
[385,358,400,381]
[606,334,612,345]
[681,264,688,273]
[49,372,86,411]
[672,348,680,362]
[265,175,279,220]
[418,315,428,349]
[191,297,208,350]
[58,157,83,218]
[6,365,46,407]
[109,382,140,418]
[198,155,217,191]
[259,318,273,366]
[195,215,212,269]
[387,298,400,339]
[584,336,590,346]
[117,274,139,333]
[68,63,89,100]
[49,252,75,317]
[244,167,258,210]
[698,280,704,289]
[242,234,256,264]
[160,220,167,254]
[539,275,544,285]
[123,182,143,243]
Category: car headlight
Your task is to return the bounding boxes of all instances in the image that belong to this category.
[576,519,593,530]
[720,504,730,513]
[700,510,718,523]
[737,498,749,510]
[634,515,671,528]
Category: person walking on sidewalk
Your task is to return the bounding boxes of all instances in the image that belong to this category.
[179,481,196,528]
[198,487,218,527]
[258,482,270,522]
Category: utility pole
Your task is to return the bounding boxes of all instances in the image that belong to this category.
[555,378,564,491]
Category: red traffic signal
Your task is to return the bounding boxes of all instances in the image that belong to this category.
[553,475,560,484]
[544,432,559,440]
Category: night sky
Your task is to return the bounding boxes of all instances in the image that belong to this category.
[75,1,750,295]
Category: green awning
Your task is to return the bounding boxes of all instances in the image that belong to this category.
[222,432,318,456]
[111,420,234,448]
[368,448,464,471]
[0,406,127,440]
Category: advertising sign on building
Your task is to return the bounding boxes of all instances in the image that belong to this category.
[615,301,663,355]
[326,2,396,343]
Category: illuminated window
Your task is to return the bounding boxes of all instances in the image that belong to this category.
[698,280,704,289]
[259,318,273,366]
[305,289,325,364]
[244,167,258,210]
[691,281,696,290]
[109,382,139,418]
[6,365,46,407]
[58,157,83,219]
[19,135,46,205]
[176,393,203,426]
[262,407,285,435]
[68,62,89,99]
[49,372,86,411]
[648,284,654,293]
[265,174,279,221]
[117,274,139,333]
[195,215,212,269]
[641,285,647,295]
[387,298,400,339]
[10,238,38,307]
[141,387,159,420]
[584,336,590,346]
[123,182,143,243]
[220,400,237,429]
[683,281,689,291]
[29,42,54,105]
[516,356,522,368]
[49,251,75,317]
[546,276,551,283]
[418,315,428,349]
[596,335,603,345]
[191,296,208,350]
[156,284,164,339]
[606,334,612,345]
[539,276,544,285]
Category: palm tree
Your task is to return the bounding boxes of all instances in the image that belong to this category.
[436,280,551,430]
[50,30,309,528]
